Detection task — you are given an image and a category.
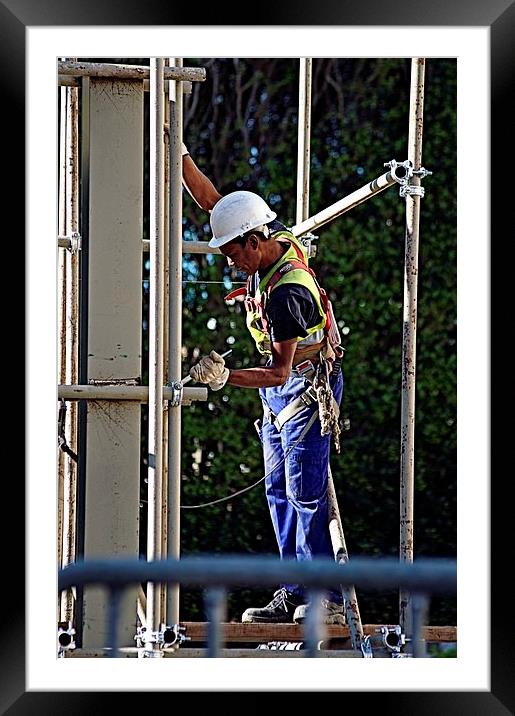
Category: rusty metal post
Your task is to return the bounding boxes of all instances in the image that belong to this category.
[399,58,426,635]
[146,58,166,653]
[58,60,206,84]
[296,58,312,225]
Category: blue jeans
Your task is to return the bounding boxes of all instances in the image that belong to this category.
[259,367,344,604]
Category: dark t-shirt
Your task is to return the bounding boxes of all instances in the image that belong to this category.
[253,219,320,342]
[265,284,320,342]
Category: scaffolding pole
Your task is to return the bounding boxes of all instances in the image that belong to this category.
[160,62,172,626]
[179,168,402,256]
[61,72,80,624]
[327,467,364,651]
[294,58,364,652]
[296,58,312,225]
[58,61,205,84]
[166,57,184,626]
[58,76,193,95]
[292,169,399,238]
[399,58,426,636]
[57,63,80,625]
[146,58,166,653]
[58,385,207,403]
[57,80,67,575]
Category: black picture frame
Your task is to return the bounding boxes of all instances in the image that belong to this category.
[7,0,508,713]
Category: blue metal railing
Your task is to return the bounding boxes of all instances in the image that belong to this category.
[59,555,456,658]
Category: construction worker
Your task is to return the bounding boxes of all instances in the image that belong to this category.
[184,147,345,626]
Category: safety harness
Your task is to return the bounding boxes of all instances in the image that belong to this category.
[261,354,342,452]
[225,230,341,357]
[225,229,344,449]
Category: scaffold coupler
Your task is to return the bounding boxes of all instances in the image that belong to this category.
[57,622,76,657]
[361,625,408,658]
[385,159,432,198]
[135,623,190,657]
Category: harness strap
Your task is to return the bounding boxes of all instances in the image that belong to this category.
[263,374,340,433]
[264,393,326,434]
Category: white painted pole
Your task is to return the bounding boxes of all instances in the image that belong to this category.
[296,58,312,225]
[166,57,184,626]
[160,63,171,625]
[327,468,364,651]
[399,58,426,636]
[58,385,207,402]
[175,170,400,256]
[57,80,67,576]
[292,170,397,238]
[146,58,166,650]
[61,72,80,623]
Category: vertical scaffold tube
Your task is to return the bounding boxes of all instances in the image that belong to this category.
[159,61,171,624]
[146,58,166,649]
[327,467,364,650]
[58,79,67,577]
[166,57,184,626]
[60,72,80,624]
[399,58,425,636]
[296,58,312,225]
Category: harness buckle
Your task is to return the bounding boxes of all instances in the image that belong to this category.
[294,359,315,378]
[300,385,318,406]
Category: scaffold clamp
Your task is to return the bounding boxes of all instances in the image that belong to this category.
[136,623,190,655]
[400,184,425,198]
[384,159,412,184]
[385,159,432,199]
[360,625,407,657]
[300,232,319,258]
[57,622,76,657]
[69,232,81,254]
[376,624,406,653]
[168,380,183,407]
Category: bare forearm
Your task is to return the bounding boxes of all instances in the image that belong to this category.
[227,366,289,388]
[226,340,296,388]
[182,155,222,211]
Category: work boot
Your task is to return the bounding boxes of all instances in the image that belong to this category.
[241,588,302,623]
[293,599,346,626]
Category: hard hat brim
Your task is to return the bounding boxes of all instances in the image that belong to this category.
[208,211,277,249]
[208,235,232,249]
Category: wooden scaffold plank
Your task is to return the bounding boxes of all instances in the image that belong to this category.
[180,622,457,643]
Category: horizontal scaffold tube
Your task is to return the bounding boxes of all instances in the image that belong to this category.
[58,61,206,83]
[58,384,207,402]
[173,169,400,255]
[291,169,397,237]
[145,240,220,254]
[58,76,193,94]
[60,238,220,255]
[57,169,402,255]
[59,555,456,594]
[57,75,192,94]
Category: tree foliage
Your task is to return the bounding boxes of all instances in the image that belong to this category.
[146,58,456,625]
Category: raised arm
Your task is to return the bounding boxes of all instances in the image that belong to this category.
[182,146,222,212]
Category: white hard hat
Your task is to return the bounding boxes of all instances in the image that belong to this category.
[208,191,277,248]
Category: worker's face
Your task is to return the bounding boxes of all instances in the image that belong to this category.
[221,234,260,275]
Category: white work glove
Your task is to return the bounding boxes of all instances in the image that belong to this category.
[181,142,189,157]
[189,350,229,391]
